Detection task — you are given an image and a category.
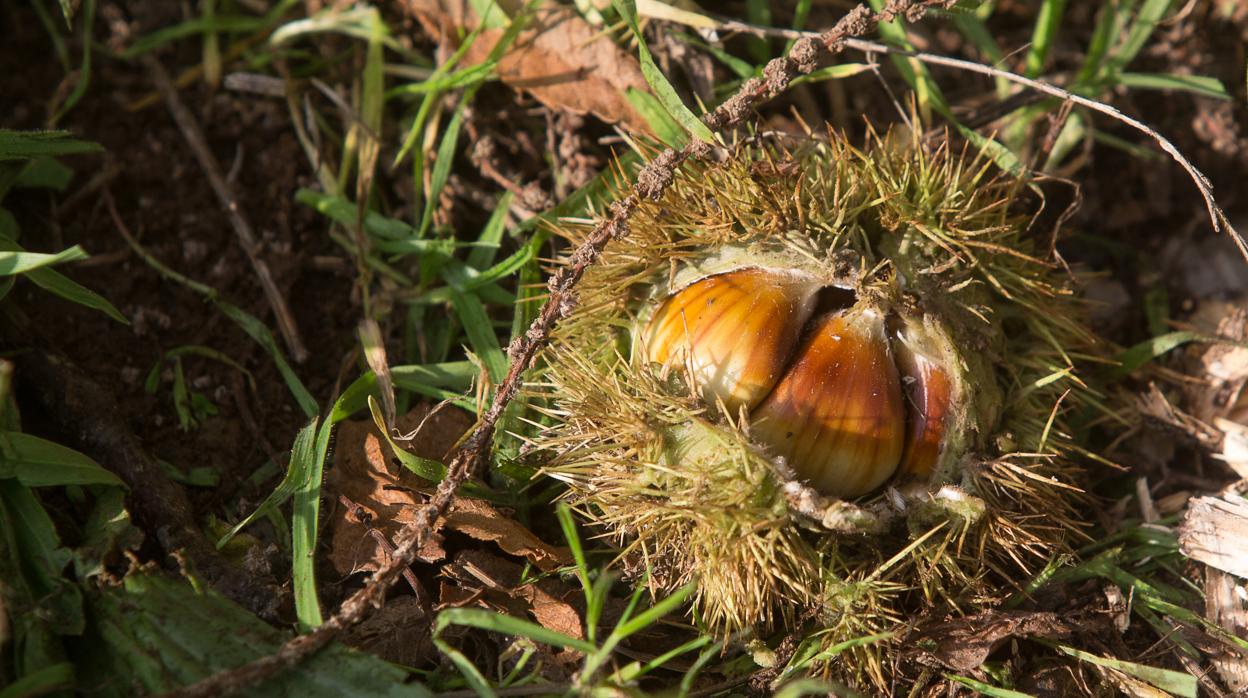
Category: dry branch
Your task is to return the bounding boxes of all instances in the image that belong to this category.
[7,349,280,617]
[142,56,310,362]
[704,18,1247,258]
[161,2,960,695]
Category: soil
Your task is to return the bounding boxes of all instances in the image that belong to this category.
[3,2,360,519]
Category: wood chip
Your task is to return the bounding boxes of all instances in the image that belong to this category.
[1204,568,1248,693]
[1179,495,1248,578]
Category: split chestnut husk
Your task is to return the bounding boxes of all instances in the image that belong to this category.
[531,129,1105,686]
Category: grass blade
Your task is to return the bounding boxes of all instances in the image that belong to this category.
[435,607,598,654]
[466,190,513,270]
[609,581,696,641]
[433,638,498,698]
[1110,330,1219,378]
[1118,72,1230,99]
[625,88,687,147]
[447,286,507,385]
[1050,643,1197,697]
[24,266,127,323]
[0,129,101,160]
[1024,0,1068,77]
[367,396,446,482]
[0,662,74,698]
[0,432,124,487]
[419,86,477,237]
[0,246,87,275]
[946,674,1035,697]
[49,0,95,125]
[772,678,859,698]
[289,418,323,629]
[614,0,715,143]
[1104,0,1173,76]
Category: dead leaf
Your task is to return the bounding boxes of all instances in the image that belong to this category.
[326,405,472,578]
[440,549,583,641]
[403,0,650,133]
[339,595,435,668]
[915,611,1076,672]
[326,404,569,582]
[444,498,572,572]
[438,549,585,678]
[1016,662,1082,698]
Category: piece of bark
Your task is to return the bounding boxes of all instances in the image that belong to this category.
[1179,496,1248,578]
[403,0,650,133]
[10,350,280,618]
[1205,567,1248,692]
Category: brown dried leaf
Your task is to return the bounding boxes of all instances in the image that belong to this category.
[403,0,650,132]
[444,498,572,572]
[441,551,586,644]
[915,611,1075,672]
[338,596,434,668]
[326,405,473,577]
[326,405,569,581]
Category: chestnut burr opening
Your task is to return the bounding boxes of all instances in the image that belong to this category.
[642,267,953,499]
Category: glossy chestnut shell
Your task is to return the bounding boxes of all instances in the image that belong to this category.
[642,267,954,498]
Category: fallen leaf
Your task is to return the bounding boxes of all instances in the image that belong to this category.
[444,498,571,572]
[439,549,585,676]
[403,0,650,133]
[914,611,1076,672]
[441,549,582,639]
[326,405,473,578]
[326,405,569,582]
[339,595,435,668]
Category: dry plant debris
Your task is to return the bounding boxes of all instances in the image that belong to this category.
[327,406,570,577]
[914,610,1078,673]
[405,0,650,132]
[1179,495,1248,579]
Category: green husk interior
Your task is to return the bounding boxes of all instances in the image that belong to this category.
[532,128,1104,684]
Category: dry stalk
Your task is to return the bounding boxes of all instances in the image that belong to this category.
[160,2,955,696]
[142,55,310,362]
[708,19,1247,258]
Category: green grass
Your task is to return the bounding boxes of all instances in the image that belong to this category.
[431,504,708,693]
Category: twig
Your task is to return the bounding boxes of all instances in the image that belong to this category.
[708,17,1247,259]
[142,56,310,362]
[337,494,425,601]
[159,3,952,696]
